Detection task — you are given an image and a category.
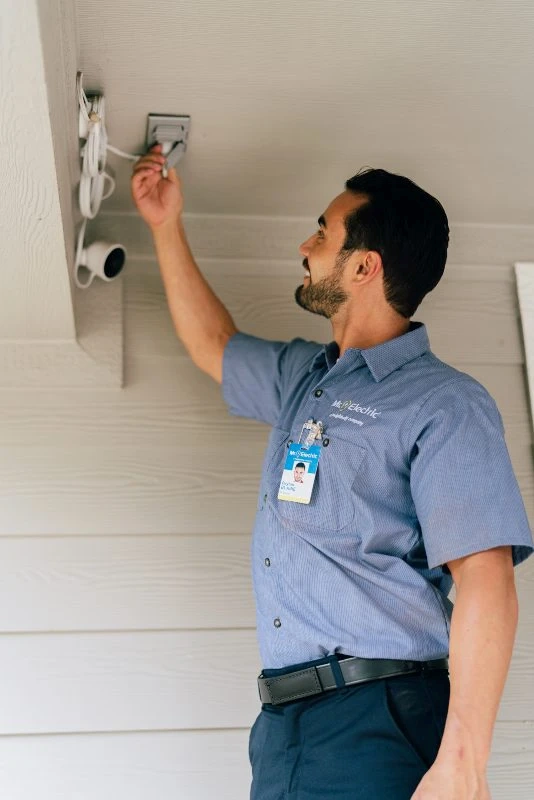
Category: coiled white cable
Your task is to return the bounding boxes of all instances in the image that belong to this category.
[75,72,143,286]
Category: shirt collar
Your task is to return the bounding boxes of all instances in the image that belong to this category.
[309,321,430,382]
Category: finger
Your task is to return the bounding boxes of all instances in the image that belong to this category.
[132,163,163,176]
[131,168,160,186]
[134,155,165,168]
[133,164,163,176]
[141,153,165,162]
[167,166,180,184]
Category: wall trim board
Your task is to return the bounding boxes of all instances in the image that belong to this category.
[515,262,534,438]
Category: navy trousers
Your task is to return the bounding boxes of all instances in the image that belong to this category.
[249,657,450,800]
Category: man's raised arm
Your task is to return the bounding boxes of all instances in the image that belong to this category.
[131,145,238,383]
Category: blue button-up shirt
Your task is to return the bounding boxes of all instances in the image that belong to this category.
[222,321,534,669]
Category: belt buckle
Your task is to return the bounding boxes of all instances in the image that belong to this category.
[257,673,266,702]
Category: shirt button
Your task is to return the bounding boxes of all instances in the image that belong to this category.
[264,558,271,567]
[322,437,330,447]
[274,618,281,628]
[314,389,323,397]
[286,439,293,448]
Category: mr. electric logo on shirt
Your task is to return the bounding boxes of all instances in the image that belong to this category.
[330,400,381,418]
[329,399,381,426]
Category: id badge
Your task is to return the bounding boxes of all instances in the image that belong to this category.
[277,442,322,504]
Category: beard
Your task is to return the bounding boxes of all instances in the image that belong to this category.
[294,254,349,318]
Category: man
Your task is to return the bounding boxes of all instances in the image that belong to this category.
[293,462,306,483]
[131,148,533,799]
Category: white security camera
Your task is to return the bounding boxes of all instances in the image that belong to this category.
[75,236,127,289]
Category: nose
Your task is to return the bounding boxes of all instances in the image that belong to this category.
[299,235,313,256]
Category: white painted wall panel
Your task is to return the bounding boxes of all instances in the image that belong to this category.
[0,441,265,536]
[0,0,75,341]
[0,730,251,800]
[0,630,260,735]
[0,535,254,631]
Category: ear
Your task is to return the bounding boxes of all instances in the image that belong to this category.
[354,251,382,281]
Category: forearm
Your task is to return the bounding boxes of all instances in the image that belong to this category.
[437,563,518,772]
[151,217,238,380]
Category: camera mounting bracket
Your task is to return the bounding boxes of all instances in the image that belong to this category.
[146,113,190,171]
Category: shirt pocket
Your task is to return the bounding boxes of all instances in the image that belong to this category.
[266,426,367,532]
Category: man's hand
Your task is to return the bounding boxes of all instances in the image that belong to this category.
[131,144,184,230]
[411,756,491,799]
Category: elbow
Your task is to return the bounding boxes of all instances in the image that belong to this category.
[190,329,237,384]
[449,546,518,618]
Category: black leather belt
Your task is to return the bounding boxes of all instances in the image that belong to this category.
[257,656,449,706]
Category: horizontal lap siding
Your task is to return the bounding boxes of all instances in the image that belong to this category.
[0,534,255,631]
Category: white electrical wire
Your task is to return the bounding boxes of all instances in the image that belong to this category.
[75,71,144,285]
[106,144,141,161]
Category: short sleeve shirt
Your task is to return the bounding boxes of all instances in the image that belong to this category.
[222,321,534,669]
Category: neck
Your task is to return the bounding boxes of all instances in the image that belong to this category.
[330,307,412,357]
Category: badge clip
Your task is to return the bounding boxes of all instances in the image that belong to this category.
[299,418,324,449]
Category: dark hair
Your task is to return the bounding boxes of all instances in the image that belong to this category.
[295,462,306,469]
[342,168,449,317]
